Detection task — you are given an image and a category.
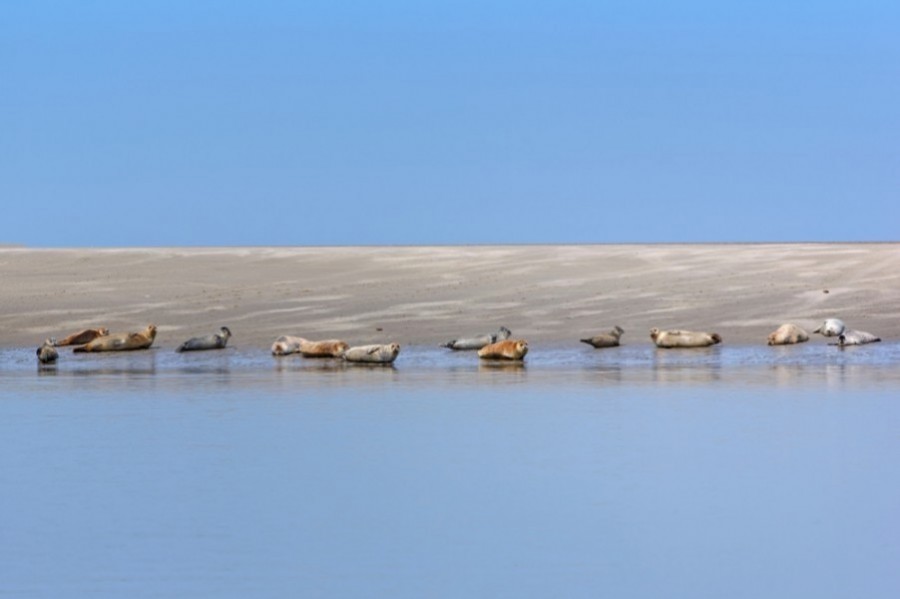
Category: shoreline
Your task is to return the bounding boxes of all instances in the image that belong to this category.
[2,243,898,349]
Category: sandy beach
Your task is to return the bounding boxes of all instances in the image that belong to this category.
[1,243,898,349]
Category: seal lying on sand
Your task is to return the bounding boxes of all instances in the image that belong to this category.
[343,343,400,364]
[650,328,721,348]
[37,339,59,364]
[813,318,846,337]
[580,326,624,348]
[73,324,157,353]
[838,329,881,346]
[478,339,529,360]
[177,327,232,352]
[53,328,109,347]
[767,324,809,346]
[270,336,348,357]
[442,326,511,350]
[812,318,880,346]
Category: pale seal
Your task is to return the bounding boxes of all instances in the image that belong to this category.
[838,329,881,346]
[650,328,721,348]
[271,336,349,357]
[767,324,809,346]
[73,324,157,353]
[37,339,59,364]
[478,339,529,360]
[177,327,232,352]
[813,318,846,337]
[343,343,400,364]
[442,326,512,350]
[53,328,109,347]
[580,326,624,348]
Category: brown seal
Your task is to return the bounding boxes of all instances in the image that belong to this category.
[650,328,721,348]
[53,328,109,347]
[343,343,400,364]
[767,324,809,346]
[73,324,157,353]
[580,326,624,348]
[271,336,349,357]
[478,339,529,360]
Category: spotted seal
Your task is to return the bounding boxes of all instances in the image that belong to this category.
[343,343,400,364]
[37,339,59,364]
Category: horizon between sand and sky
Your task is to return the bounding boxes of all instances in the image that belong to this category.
[1,1,898,248]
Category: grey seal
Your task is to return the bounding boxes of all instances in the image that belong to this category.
[177,326,232,352]
[442,326,511,350]
[580,326,624,348]
[37,339,59,364]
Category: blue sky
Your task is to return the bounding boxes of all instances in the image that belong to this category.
[2,1,897,246]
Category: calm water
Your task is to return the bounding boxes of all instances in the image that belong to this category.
[2,343,899,598]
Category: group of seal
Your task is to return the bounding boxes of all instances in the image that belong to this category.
[270,335,399,364]
[33,317,883,367]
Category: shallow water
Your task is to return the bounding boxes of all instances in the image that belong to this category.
[2,344,899,598]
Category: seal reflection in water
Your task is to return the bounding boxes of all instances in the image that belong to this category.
[478,339,528,360]
[767,323,809,346]
[343,343,400,364]
[442,326,511,350]
[37,339,59,364]
[53,327,109,347]
[177,327,232,352]
[73,324,157,353]
[650,328,721,348]
[580,326,624,348]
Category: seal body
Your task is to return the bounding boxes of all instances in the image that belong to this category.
[271,336,348,357]
[54,328,109,347]
[580,326,624,348]
[650,328,721,348]
[813,319,845,337]
[73,324,157,353]
[442,326,512,350]
[177,327,232,352]
[343,343,400,364]
[478,339,529,360]
[299,339,349,358]
[271,335,304,356]
[767,324,809,346]
[37,339,59,364]
[838,329,881,346]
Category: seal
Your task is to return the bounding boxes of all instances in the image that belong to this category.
[73,324,157,353]
[343,343,400,364]
[478,339,529,360]
[177,326,232,352]
[442,326,511,350]
[36,339,59,364]
[299,339,349,358]
[813,319,845,337]
[271,336,349,357]
[838,329,881,346]
[53,327,109,347]
[767,324,809,346]
[271,335,305,356]
[650,328,721,348]
[580,326,624,348]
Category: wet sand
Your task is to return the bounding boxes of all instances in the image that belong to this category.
[1,244,898,349]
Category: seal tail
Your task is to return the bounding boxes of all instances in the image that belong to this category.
[711,333,722,344]
[579,339,593,345]
[441,340,456,349]
[72,346,87,353]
